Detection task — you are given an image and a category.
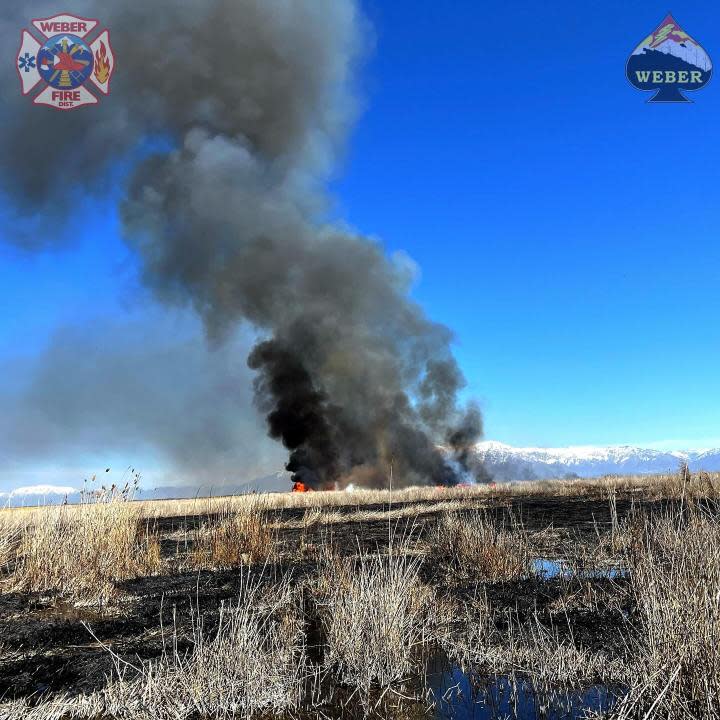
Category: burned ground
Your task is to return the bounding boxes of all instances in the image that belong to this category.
[0,493,645,712]
[2,479,719,719]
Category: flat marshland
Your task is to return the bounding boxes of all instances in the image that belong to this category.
[1,472,720,719]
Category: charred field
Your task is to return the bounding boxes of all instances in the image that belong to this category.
[1,473,720,719]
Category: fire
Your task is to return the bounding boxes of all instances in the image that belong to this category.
[94,42,111,85]
[292,480,311,493]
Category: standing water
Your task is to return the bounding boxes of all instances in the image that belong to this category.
[427,656,623,719]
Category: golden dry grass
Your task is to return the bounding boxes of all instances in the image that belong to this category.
[3,468,720,526]
[284,498,487,531]
[189,498,276,569]
[318,535,438,701]
[435,510,531,580]
[1,466,715,606]
[12,499,160,604]
[0,517,21,570]
[122,469,720,516]
[608,508,720,719]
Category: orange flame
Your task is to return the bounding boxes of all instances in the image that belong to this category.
[292,481,312,493]
[94,41,110,85]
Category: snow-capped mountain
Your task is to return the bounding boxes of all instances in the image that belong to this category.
[0,484,80,507]
[0,473,293,507]
[476,442,720,481]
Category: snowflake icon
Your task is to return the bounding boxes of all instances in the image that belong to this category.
[18,52,35,72]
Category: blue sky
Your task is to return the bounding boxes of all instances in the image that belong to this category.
[332,0,720,449]
[2,0,720,494]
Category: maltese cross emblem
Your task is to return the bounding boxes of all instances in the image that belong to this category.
[16,14,115,110]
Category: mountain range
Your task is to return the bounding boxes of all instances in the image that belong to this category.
[476,442,720,481]
[4,444,720,505]
[0,472,292,508]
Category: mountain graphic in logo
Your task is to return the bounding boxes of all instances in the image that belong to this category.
[626,13,711,102]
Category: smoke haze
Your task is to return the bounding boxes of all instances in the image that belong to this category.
[0,0,483,489]
[0,311,285,490]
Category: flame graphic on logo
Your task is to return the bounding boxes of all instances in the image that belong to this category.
[94,41,110,85]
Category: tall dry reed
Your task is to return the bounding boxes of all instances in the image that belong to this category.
[189,498,275,569]
[610,508,720,719]
[320,538,436,699]
[0,518,21,571]
[435,511,531,580]
[13,496,160,603]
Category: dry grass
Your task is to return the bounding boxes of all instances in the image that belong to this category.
[319,535,438,701]
[0,517,21,571]
[498,615,628,688]
[605,507,720,719]
[189,499,275,570]
[0,570,307,720]
[3,467,720,525]
[439,586,492,664]
[124,469,720,519]
[282,498,487,531]
[13,498,160,604]
[132,485,494,520]
[95,571,306,720]
[6,469,720,718]
[435,510,532,580]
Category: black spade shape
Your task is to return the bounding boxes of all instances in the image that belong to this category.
[626,13,712,102]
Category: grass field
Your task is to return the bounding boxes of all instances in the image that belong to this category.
[1,470,719,719]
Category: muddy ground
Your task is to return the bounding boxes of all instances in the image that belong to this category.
[0,494,662,710]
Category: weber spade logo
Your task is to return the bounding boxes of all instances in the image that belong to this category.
[626,13,711,102]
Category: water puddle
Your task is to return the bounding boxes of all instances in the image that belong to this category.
[428,659,622,719]
[533,558,625,580]
[35,598,110,622]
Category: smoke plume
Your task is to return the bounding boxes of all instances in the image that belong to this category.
[0,0,483,489]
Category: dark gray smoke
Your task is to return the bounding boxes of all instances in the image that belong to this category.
[0,0,483,489]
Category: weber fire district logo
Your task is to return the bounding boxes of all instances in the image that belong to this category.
[16,14,115,110]
[626,13,711,102]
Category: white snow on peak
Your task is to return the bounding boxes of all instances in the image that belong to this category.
[475,441,720,480]
[8,484,78,498]
[478,441,668,461]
